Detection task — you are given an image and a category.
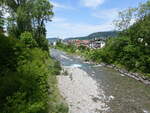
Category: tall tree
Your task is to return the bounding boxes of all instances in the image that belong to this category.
[0,9,4,34]
[31,0,53,51]
[32,0,53,37]
[114,8,137,31]
[114,0,150,31]
[2,0,53,51]
[0,1,5,34]
[2,0,33,37]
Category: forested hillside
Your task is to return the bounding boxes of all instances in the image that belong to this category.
[65,31,118,40]
[88,31,118,39]
[0,0,68,113]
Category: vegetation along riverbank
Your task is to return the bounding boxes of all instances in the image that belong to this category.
[55,1,150,84]
[0,0,68,113]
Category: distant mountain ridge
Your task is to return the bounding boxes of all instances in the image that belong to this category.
[47,38,61,42]
[65,31,118,40]
[47,38,60,41]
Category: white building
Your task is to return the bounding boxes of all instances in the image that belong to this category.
[89,38,106,49]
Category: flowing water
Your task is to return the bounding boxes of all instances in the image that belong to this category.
[51,49,150,113]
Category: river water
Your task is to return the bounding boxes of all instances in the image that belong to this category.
[51,49,150,113]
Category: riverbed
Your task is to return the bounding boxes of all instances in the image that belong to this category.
[51,49,150,113]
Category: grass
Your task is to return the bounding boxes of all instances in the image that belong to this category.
[48,67,68,113]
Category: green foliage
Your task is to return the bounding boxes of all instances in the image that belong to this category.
[0,36,68,113]
[20,32,37,48]
[0,10,4,33]
[3,0,53,50]
[56,42,77,54]
[47,75,68,113]
[32,0,53,23]
[0,0,67,112]
[0,35,26,74]
[83,0,150,75]
[114,8,137,31]
[126,15,150,47]
[32,0,53,50]
[84,35,150,74]
[36,36,49,51]
[84,49,102,63]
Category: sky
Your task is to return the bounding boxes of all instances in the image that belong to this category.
[46,0,147,39]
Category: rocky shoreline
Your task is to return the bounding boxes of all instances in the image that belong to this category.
[61,50,150,85]
[57,66,110,113]
[104,64,150,85]
[73,54,150,85]
[84,59,150,85]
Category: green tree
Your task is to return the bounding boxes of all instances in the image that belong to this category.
[20,32,37,48]
[0,3,5,34]
[114,8,137,31]
[32,0,53,51]
[32,0,53,38]
[2,0,53,51]
[3,0,33,37]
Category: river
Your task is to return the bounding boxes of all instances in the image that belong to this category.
[51,49,150,113]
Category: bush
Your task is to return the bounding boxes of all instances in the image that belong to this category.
[0,36,26,74]
[35,36,49,51]
[20,32,37,48]
[0,35,68,113]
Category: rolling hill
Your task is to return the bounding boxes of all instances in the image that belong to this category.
[65,31,118,40]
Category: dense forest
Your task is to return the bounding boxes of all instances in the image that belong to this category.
[0,0,68,113]
[56,0,150,77]
[65,31,118,41]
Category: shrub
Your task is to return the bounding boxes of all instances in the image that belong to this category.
[0,36,25,74]
[35,36,49,51]
[0,36,68,113]
[20,32,37,48]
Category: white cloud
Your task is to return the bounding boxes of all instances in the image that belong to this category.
[52,17,66,23]
[80,0,105,8]
[46,17,115,39]
[93,9,119,21]
[51,1,74,9]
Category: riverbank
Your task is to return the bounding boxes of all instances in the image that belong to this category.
[82,57,150,85]
[57,66,110,113]
[55,48,150,85]
[104,64,150,85]
[51,48,150,113]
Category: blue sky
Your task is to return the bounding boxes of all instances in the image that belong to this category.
[46,0,147,39]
